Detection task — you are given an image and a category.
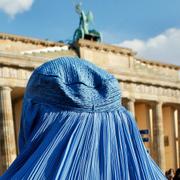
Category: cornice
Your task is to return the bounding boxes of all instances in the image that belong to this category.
[0,32,65,47]
[76,39,136,56]
[0,51,47,69]
[136,58,180,70]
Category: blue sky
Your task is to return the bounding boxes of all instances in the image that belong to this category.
[0,0,180,65]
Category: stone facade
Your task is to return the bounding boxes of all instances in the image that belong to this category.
[0,33,180,174]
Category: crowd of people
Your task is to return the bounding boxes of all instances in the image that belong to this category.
[165,168,180,180]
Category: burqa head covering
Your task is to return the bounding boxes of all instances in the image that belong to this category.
[1,57,166,179]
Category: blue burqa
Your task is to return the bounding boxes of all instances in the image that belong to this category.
[0,57,166,179]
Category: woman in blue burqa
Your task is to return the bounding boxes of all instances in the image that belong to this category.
[0,57,166,180]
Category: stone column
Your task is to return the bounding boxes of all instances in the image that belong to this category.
[172,108,178,169]
[127,98,135,117]
[154,101,166,171]
[178,110,180,167]
[0,87,17,173]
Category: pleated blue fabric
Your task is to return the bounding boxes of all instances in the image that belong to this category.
[0,57,166,180]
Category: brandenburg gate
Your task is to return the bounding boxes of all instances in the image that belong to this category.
[0,33,180,174]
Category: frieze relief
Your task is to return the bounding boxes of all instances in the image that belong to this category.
[120,81,180,98]
[0,67,32,80]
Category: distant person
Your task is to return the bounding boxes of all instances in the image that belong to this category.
[166,168,175,180]
[0,57,166,179]
[174,168,180,180]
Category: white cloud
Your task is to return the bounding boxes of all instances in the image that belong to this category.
[119,28,180,65]
[0,0,34,18]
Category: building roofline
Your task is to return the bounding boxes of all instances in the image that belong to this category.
[136,57,180,70]
[0,32,65,47]
[76,39,136,56]
[1,33,179,70]
[0,51,48,69]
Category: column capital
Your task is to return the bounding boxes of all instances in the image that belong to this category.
[155,101,163,106]
[127,97,136,102]
[0,86,12,91]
